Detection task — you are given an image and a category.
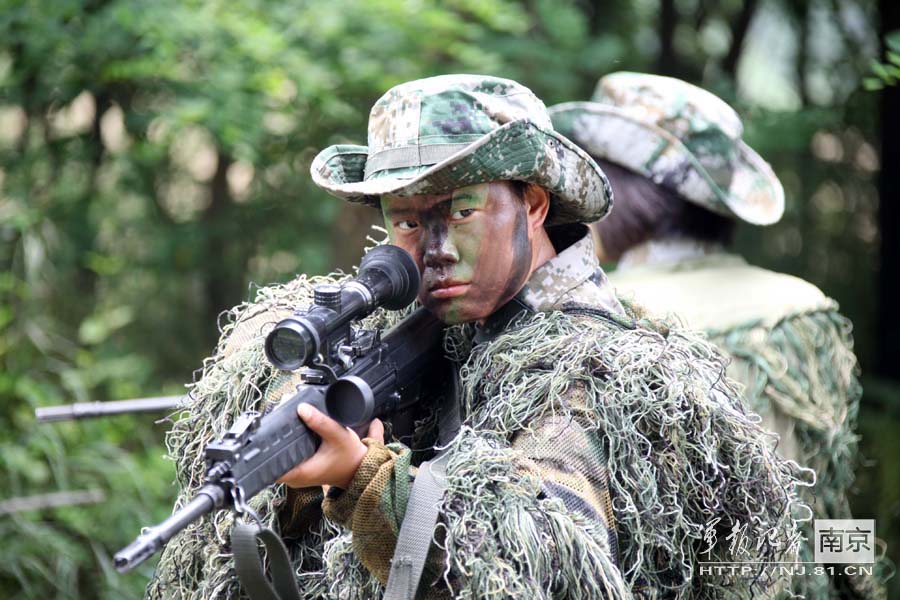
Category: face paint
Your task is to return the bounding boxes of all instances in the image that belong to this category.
[382,182,535,324]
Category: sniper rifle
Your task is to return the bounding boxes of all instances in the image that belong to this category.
[113,245,444,572]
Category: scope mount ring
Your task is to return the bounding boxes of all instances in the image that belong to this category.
[307,355,342,384]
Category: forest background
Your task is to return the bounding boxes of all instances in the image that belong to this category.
[2,0,899,597]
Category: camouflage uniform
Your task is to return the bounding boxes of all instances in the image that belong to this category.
[551,73,882,599]
[149,75,809,600]
[304,77,627,595]
[296,225,626,597]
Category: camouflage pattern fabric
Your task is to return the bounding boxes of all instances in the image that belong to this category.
[519,228,622,314]
[549,72,784,225]
[310,74,613,226]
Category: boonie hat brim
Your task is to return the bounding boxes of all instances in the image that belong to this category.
[549,102,784,226]
[311,119,613,226]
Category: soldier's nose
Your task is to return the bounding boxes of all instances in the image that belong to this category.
[423,231,459,267]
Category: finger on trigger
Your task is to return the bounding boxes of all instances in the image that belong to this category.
[278,454,325,488]
[277,463,307,487]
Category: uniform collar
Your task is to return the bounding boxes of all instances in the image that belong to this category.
[519,224,600,312]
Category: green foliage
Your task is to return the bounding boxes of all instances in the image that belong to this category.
[863,30,900,90]
[0,0,893,597]
[0,2,618,597]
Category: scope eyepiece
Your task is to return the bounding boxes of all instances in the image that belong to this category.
[357,245,420,310]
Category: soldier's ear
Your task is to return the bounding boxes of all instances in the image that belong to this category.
[522,183,550,234]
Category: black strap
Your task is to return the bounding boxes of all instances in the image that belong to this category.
[233,521,302,600]
[437,363,462,446]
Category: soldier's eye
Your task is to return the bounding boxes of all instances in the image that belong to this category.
[396,220,418,231]
[451,208,476,220]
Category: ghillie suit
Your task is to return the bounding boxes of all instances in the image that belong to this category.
[550,71,888,599]
[147,250,811,599]
[146,271,387,600]
[149,74,809,599]
[610,247,887,599]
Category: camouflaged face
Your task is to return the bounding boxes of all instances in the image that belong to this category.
[310,74,613,225]
[549,72,784,225]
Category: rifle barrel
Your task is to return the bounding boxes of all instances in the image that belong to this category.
[35,396,184,423]
[0,489,106,515]
[114,485,225,573]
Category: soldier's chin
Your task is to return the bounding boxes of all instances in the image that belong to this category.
[423,297,484,325]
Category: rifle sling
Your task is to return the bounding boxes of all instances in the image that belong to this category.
[383,364,460,600]
[383,452,450,600]
[233,521,301,600]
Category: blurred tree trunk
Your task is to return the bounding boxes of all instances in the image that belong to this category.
[723,0,760,78]
[205,152,241,341]
[788,0,811,106]
[657,0,679,75]
[877,0,900,379]
[73,91,112,300]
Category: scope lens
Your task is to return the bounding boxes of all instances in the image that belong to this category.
[265,325,309,371]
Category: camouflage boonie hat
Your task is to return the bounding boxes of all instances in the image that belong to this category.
[549,72,784,225]
[311,74,613,225]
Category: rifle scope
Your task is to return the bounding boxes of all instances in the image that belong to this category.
[265,245,419,371]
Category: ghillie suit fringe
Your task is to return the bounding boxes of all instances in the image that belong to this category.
[444,309,811,599]
[610,256,891,598]
[148,280,812,599]
[146,271,397,600]
[431,426,629,599]
[708,305,889,599]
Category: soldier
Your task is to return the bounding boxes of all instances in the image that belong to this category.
[550,71,881,598]
[149,75,809,599]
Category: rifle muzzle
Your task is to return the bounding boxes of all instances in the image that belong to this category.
[114,485,226,572]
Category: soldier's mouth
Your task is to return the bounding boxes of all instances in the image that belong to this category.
[428,281,471,299]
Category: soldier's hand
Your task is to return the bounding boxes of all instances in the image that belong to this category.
[277,404,383,490]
